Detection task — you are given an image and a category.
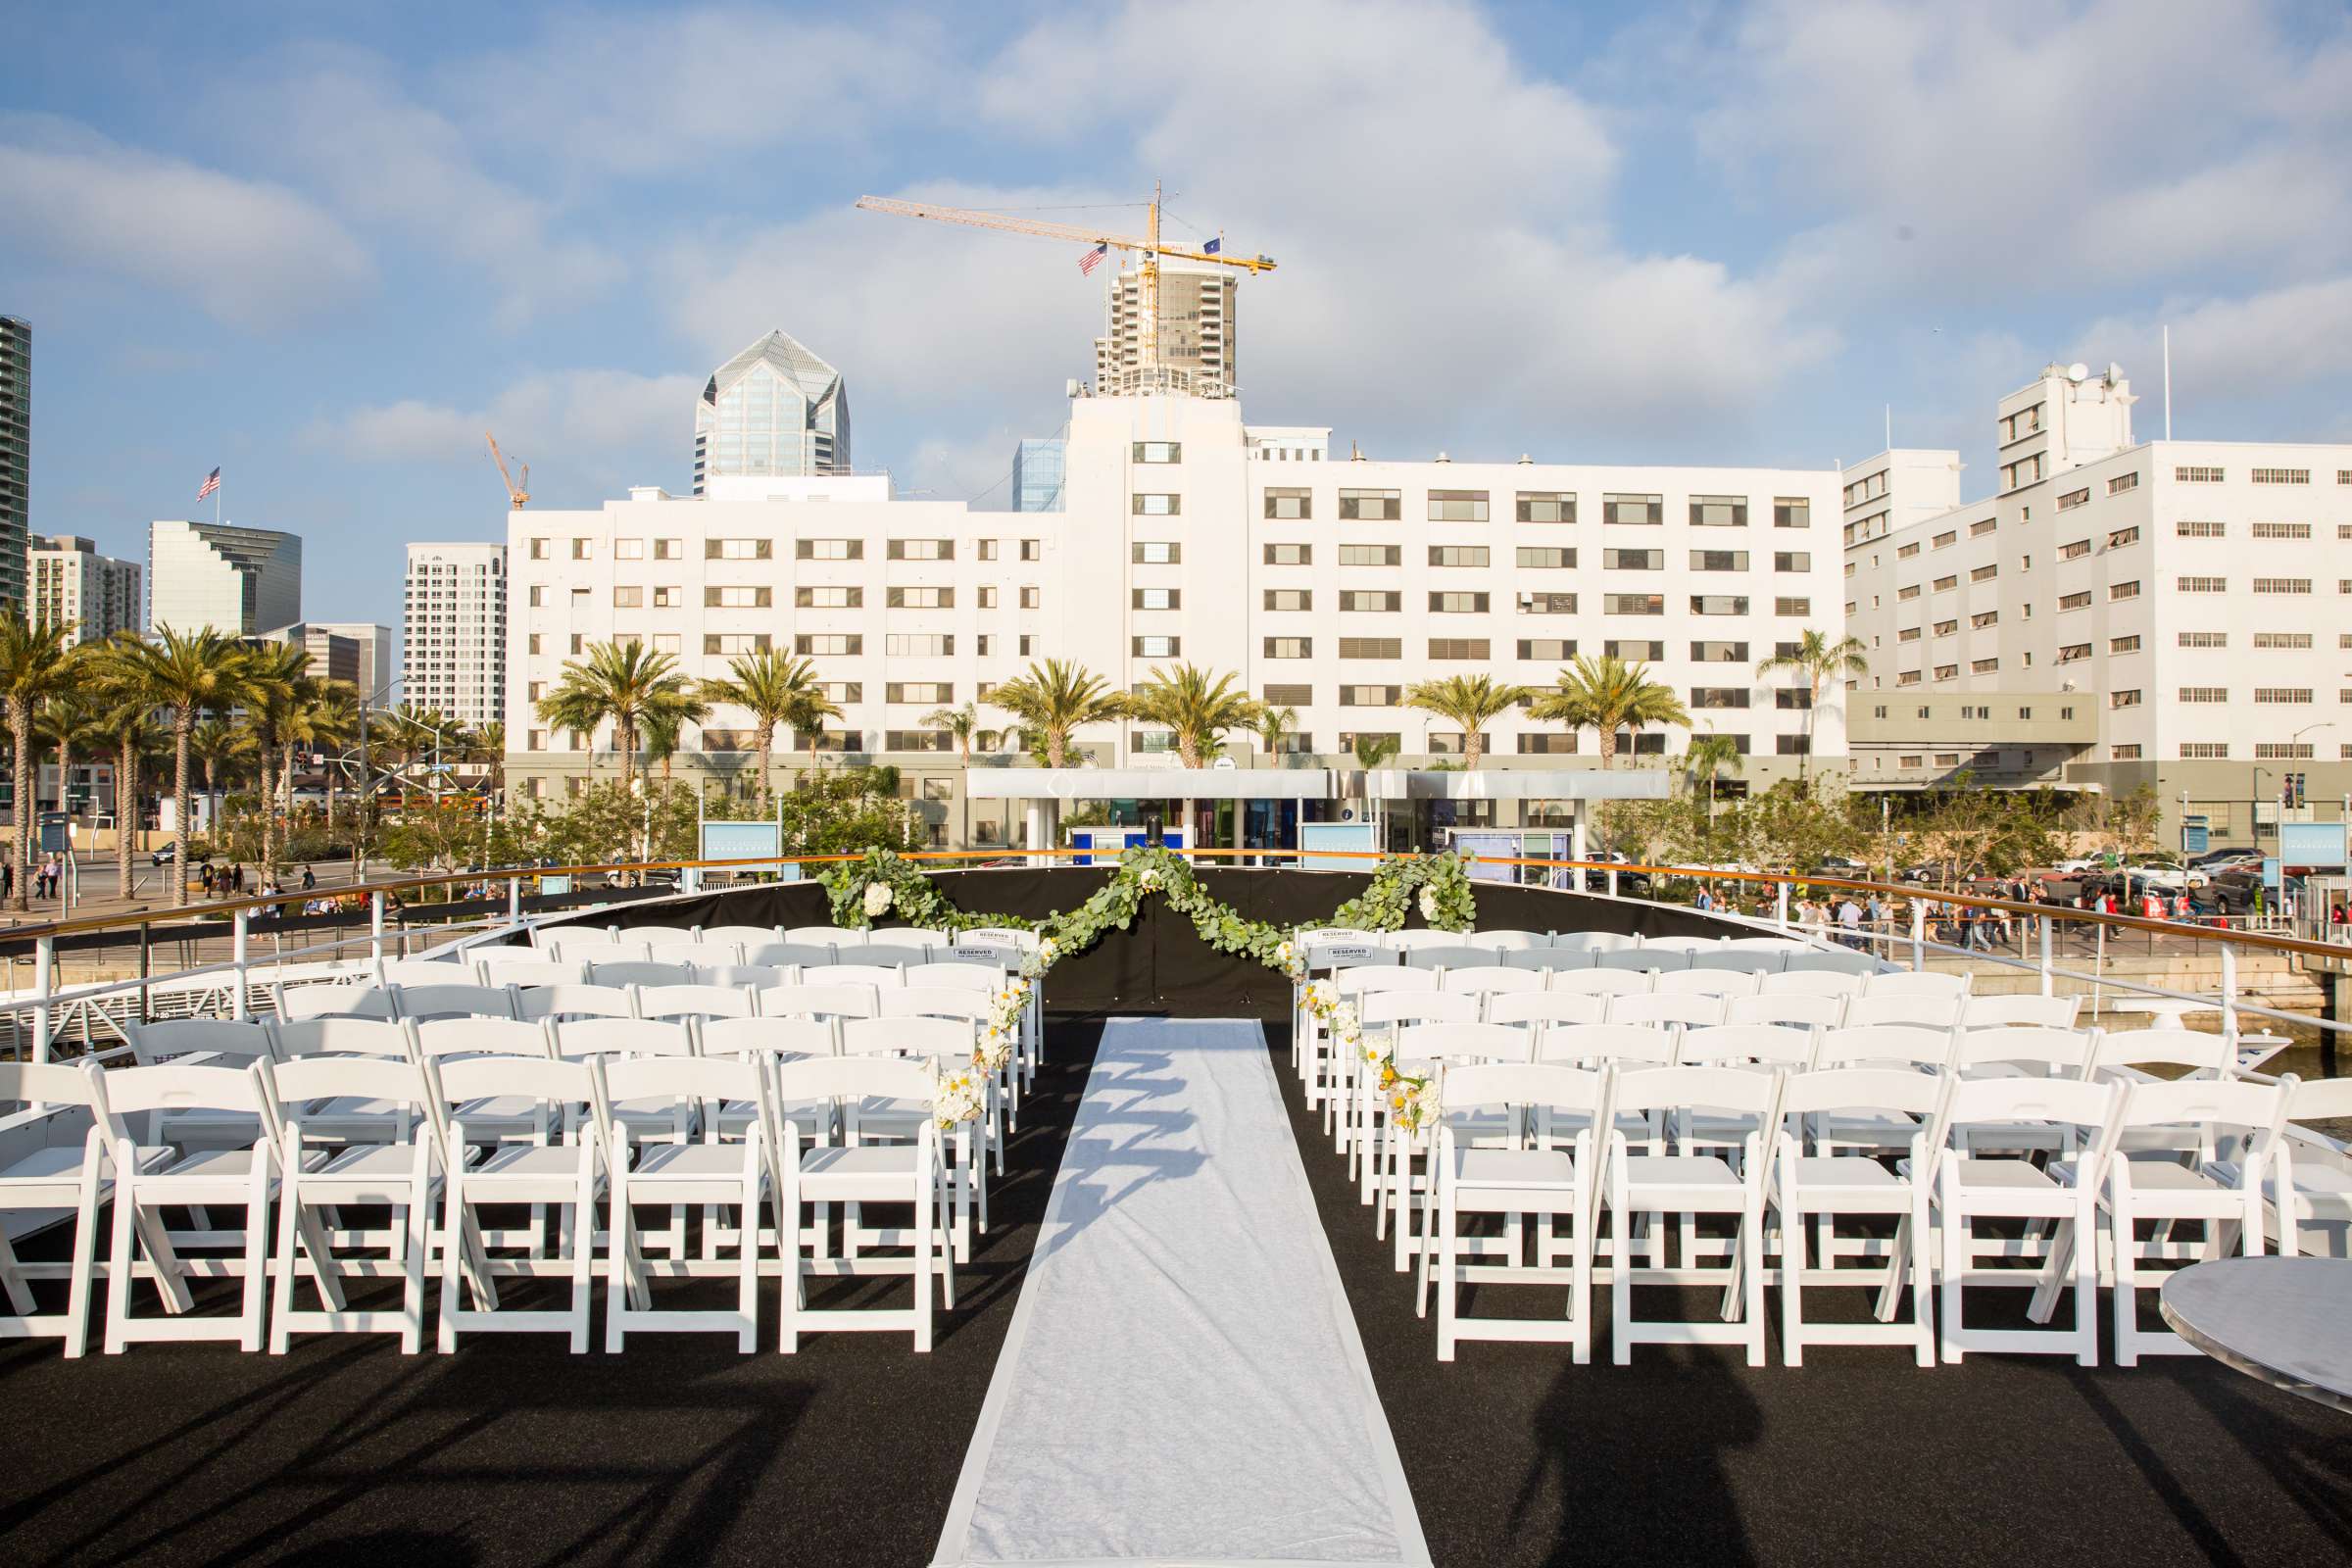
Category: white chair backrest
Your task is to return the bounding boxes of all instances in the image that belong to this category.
[1814,1023,1954,1070]
[1863,968,1971,999]
[648,942,724,971]
[908,960,1005,992]
[1642,935,1721,954]
[1942,1075,2124,1149]
[1386,928,1464,952]
[392,983,516,1023]
[269,1017,413,1059]
[696,963,793,989]
[635,983,756,1021]
[700,924,780,951]
[264,1055,428,1138]
[1759,968,1866,999]
[588,960,697,990]
[1689,948,1785,975]
[746,942,839,969]
[700,1015,835,1061]
[551,1016,694,1061]
[124,1017,275,1066]
[1600,947,1686,973]
[1722,936,1806,953]
[617,924,697,946]
[379,956,473,988]
[1460,929,1545,952]
[1781,948,1881,977]
[958,926,1041,950]
[880,927,952,947]
[0,1058,106,1110]
[1405,945,1500,972]
[275,983,397,1022]
[100,1061,270,1119]
[1391,1021,1531,1067]
[878,987,992,1023]
[1335,966,1440,997]
[2117,1077,2283,1140]
[2085,1027,2234,1079]
[758,983,880,1020]
[1961,993,2082,1030]
[1607,992,1727,1029]
[600,1054,762,1126]
[785,925,863,946]
[2283,1076,2352,1130]
[1841,992,1961,1029]
[838,944,933,969]
[1295,925,1382,947]
[841,1014,972,1062]
[513,983,638,1022]
[1611,1063,1782,1118]
[1540,1023,1679,1067]
[429,1054,603,1124]
[1504,946,1576,972]
[803,963,906,990]
[1948,1025,2093,1077]
[1486,991,1609,1030]
[474,958,582,990]
[555,941,651,968]
[771,1054,934,1111]
[1653,967,1762,1000]
[1724,992,1846,1030]
[410,1016,553,1060]
[1356,991,1483,1030]
[1439,1060,1607,1117]
[1676,1023,1816,1068]
[1438,964,1544,998]
[1778,1065,1945,1124]
[1550,967,1652,999]
[1552,931,1634,955]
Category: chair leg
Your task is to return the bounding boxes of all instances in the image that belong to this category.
[1570,1193,1592,1366]
[401,1181,427,1355]
[238,1163,270,1354]
[1742,1198,1766,1369]
[2076,1196,2100,1368]
[569,1162,596,1353]
[736,1179,760,1354]
[1782,1198,1808,1368]
[913,1170,934,1354]
[605,1171,631,1354]
[1435,1180,1457,1362]
[438,1175,464,1353]
[65,1154,104,1359]
[1938,1200,1964,1364]
[270,1182,300,1355]
[1910,1188,1936,1368]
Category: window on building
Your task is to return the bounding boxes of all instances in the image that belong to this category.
[706,632,774,655]
[2251,521,2312,540]
[2257,742,2317,759]
[1517,592,1577,614]
[1427,638,1490,660]
[2177,466,2225,482]
[795,539,858,561]
[1429,591,1490,612]
[1264,543,1312,565]
[1020,539,1042,562]
[1689,495,1748,527]
[2253,631,2313,650]
[1428,546,1490,567]
[1605,639,1665,661]
[1518,492,1575,523]
[1518,639,1576,662]
[975,539,1000,562]
[1690,550,1749,571]
[1133,541,1181,564]
[1339,637,1402,659]
[1603,548,1663,570]
[706,585,775,609]
[884,682,955,705]
[2255,687,2315,704]
[1774,596,1811,615]
[1137,587,1184,611]
[1338,489,1401,520]
[1517,733,1579,755]
[2056,487,2089,512]
[612,586,642,609]
[1603,493,1663,525]
[1339,544,1402,566]
[1258,588,1306,612]
[1604,594,1664,615]
[1517,547,1574,569]
[2253,468,2311,485]
[1690,595,1749,615]
[2254,577,2313,594]
[2111,689,2143,709]
[1340,684,1402,706]
[1263,488,1310,519]
[1132,636,1180,657]
[1773,498,1810,529]
[1132,441,1182,464]
[2177,520,2226,538]
[1773,551,1810,572]
[1690,687,1750,710]
[1131,494,1180,516]
[796,586,861,609]
[1428,490,1489,521]
[2180,743,2230,760]
[1339,590,1401,612]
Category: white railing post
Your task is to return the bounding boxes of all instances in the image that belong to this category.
[2093,921,2107,1021]
[2221,942,2239,1042]
[1775,882,1789,930]
[231,908,250,1020]
[31,934,52,1065]
[2039,913,2054,997]
[1910,900,1927,971]
[370,890,386,967]
[508,875,522,926]
[1606,866,1619,899]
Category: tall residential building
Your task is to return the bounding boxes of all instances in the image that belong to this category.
[404,542,507,727]
[691,330,851,496]
[147,519,301,635]
[29,535,141,642]
[1010,438,1066,513]
[0,317,28,608]
[1840,360,2352,845]
[508,390,1844,845]
[1095,267,1238,397]
[304,621,391,698]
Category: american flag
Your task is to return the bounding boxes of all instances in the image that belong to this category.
[195,466,220,502]
[1078,243,1107,276]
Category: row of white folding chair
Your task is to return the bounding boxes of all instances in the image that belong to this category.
[286,962,1011,1022]
[1417,1057,2301,1368]
[1305,942,1879,979]
[1297,925,1816,957]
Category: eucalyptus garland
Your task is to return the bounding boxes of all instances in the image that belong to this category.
[1331,850,1478,933]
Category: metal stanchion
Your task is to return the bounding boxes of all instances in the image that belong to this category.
[231,908,250,1020]
[2039,914,2053,997]
[31,934,52,1065]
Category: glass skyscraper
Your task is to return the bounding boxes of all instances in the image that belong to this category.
[1011,437,1066,513]
[0,317,28,609]
[691,330,851,495]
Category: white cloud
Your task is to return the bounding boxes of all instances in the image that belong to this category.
[0,115,372,327]
[2078,276,2352,405]
[317,368,701,499]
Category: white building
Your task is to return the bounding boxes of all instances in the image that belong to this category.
[1841,362,2352,846]
[148,518,300,635]
[30,534,141,643]
[403,542,506,726]
[509,393,1845,844]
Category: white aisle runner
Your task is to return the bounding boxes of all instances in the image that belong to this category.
[934,1018,1430,1567]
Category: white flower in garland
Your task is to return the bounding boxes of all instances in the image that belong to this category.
[1304,978,1341,1018]
[1328,1000,1362,1054]
[937,1071,985,1129]
[863,881,895,919]
[1138,865,1163,891]
[1417,886,1442,923]
[1388,1075,1439,1135]
[974,1027,1014,1073]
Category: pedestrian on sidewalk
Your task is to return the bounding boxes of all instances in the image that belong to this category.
[301,864,317,891]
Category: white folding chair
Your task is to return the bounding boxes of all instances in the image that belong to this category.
[0,1061,161,1357]
[1431,1061,1612,1362]
[1676,1024,1817,1070]
[378,956,474,988]
[260,1054,440,1353]
[602,1054,771,1351]
[757,982,880,1021]
[474,958,581,990]
[699,924,781,953]
[1375,1022,1530,1278]
[2262,1079,2352,1256]
[555,941,651,969]
[1539,1023,1680,1069]
[1774,1067,1946,1367]
[1550,967,1653,1002]
[804,963,906,991]
[648,942,725,972]
[1353,993,1483,1192]
[1387,929,1463,953]
[618,924,697,947]
[1606,992,1727,1031]
[1438,965,1544,1002]
[1758,968,1866,1000]
[100,1064,280,1353]
[589,960,697,990]
[2084,1027,2235,1082]
[746,942,839,970]
[1779,948,1881,977]
[1863,969,1971,1000]
[635,983,758,1022]
[1406,945,1501,972]
[699,1015,839,1261]
[391,983,517,1023]
[784,925,862,946]
[1961,994,2082,1030]
[514,983,639,1023]
[1951,1025,2093,1080]
[839,1015,986,1258]
[2096,1077,2286,1364]
[1502,947,1569,973]
[839,944,933,970]
[428,1054,609,1352]
[1603,1065,1784,1366]
[1934,1075,2124,1365]
[1486,991,1608,1035]
[1724,992,1845,1031]
[274,983,398,1022]
[1654,967,1763,1000]
[1461,929,1545,952]
[697,962,792,990]
[1600,948,1685,974]
[772,1054,956,1352]
[1841,992,1961,1029]
[1690,948,1784,976]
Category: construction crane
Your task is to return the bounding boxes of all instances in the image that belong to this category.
[855,183,1274,388]
[485,431,529,510]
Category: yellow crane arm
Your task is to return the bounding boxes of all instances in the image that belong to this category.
[854,196,1276,273]
[485,431,529,510]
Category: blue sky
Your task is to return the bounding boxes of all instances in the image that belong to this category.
[6,0,2350,638]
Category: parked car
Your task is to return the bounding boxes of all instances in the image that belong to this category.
[1578,853,1650,895]
[149,842,177,866]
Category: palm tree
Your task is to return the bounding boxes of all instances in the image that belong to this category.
[985,659,1127,769]
[1756,629,1868,780]
[641,688,710,781]
[1684,732,1745,815]
[1528,654,1690,768]
[1129,663,1255,769]
[919,701,980,764]
[298,683,361,833]
[0,614,78,909]
[89,659,164,900]
[1403,673,1525,771]
[1252,704,1298,766]
[237,641,311,866]
[535,639,699,785]
[1350,732,1400,770]
[701,649,837,800]
[188,716,255,838]
[467,719,506,808]
[116,627,254,906]
[35,691,104,833]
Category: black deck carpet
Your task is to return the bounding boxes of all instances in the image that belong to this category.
[5,1018,2350,1566]
[1265,1022,2352,1566]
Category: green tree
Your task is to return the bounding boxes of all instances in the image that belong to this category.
[236,640,312,866]
[1402,674,1526,770]
[114,627,256,906]
[467,719,506,808]
[702,649,839,800]
[0,614,80,908]
[1129,662,1255,769]
[1528,654,1690,767]
[35,690,105,829]
[985,659,1128,769]
[1252,704,1298,764]
[1684,732,1745,816]
[534,640,699,785]
[1350,732,1400,770]
[88,637,167,899]
[919,701,980,764]
[1755,628,1868,779]
[188,716,255,839]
